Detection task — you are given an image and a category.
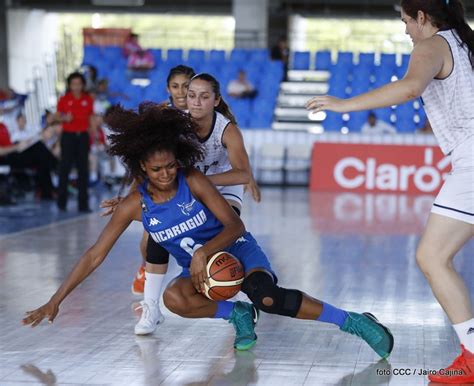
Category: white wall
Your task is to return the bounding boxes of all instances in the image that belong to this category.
[7,9,58,93]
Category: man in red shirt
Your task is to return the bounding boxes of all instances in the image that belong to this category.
[56,72,94,212]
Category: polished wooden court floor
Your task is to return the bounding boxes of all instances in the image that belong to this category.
[1,188,473,385]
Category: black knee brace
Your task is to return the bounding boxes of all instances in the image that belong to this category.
[241,271,303,318]
[146,236,170,265]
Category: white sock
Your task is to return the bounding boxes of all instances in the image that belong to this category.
[144,272,165,305]
[453,318,474,353]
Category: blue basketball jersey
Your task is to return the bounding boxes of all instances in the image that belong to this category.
[139,170,224,268]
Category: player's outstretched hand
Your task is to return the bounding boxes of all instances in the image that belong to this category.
[22,301,59,327]
[245,177,261,203]
[305,95,347,113]
[99,196,123,217]
[190,248,209,294]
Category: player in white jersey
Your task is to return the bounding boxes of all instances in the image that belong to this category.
[306,0,473,383]
[187,73,260,211]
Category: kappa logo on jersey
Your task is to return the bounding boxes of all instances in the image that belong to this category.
[467,327,474,335]
[149,217,161,226]
[236,236,248,243]
[177,199,196,216]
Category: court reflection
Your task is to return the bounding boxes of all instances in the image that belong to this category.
[310,191,434,235]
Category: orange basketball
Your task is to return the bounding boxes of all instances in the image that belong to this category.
[202,252,245,301]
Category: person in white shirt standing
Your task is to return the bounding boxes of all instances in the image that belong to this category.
[306,0,473,383]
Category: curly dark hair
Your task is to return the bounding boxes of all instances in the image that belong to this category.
[105,102,204,184]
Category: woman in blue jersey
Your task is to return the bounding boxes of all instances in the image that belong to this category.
[133,73,262,335]
[306,1,473,383]
[125,65,196,297]
[102,72,262,336]
[23,103,393,356]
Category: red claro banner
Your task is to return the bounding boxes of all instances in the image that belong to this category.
[310,143,451,194]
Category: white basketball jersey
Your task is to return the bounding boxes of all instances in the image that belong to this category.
[195,111,244,205]
[421,29,474,155]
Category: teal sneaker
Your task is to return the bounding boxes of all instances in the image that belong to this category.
[228,301,259,351]
[340,312,394,359]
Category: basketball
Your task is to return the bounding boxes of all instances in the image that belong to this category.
[202,252,245,301]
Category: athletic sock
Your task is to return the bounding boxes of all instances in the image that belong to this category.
[214,301,235,320]
[453,318,474,353]
[144,272,165,304]
[316,302,349,327]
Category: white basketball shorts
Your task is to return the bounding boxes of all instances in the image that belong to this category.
[431,135,474,224]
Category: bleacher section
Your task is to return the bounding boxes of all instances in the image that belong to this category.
[82,46,426,134]
[82,45,284,129]
[276,50,426,133]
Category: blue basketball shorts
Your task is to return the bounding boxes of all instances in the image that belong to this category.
[178,232,277,282]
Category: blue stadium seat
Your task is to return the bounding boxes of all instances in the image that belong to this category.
[380,53,397,71]
[323,112,344,132]
[208,49,226,64]
[150,49,162,64]
[351,65,372,85]
[265,60,284,81]
[349,83,370,97]
[400,54,410,69]
[347,111,369,132]
[373,65,394,86]
[199,62,221,76]
[187,49,206,65]
[373,107,394,123]
[143,84,167,104]
[166,49,184,63]
[395,102,416,121]
[249,112,273,128]
[358,52,375,69]
[315,51,332,70]
[249,48,269,63]
[102,46,122,62]
[83,45,102,64]
[396,117,417,133]
[230,48,248,64]
[336,51,354,67]
[292,51,311,70]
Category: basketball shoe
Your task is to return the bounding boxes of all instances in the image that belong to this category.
[131,265,145,295]
[340,312,394,359]
[228,301,259,351]
[134,299,164,335]
[428,345,474,384]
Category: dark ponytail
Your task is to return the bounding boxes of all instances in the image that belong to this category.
[446,0,474,68]
[190,73,238,125]
[400,0,474,68]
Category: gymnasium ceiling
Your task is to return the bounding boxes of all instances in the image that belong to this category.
[8,0,474,17]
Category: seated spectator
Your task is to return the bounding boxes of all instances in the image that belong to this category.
[41,110,62,159]
[227,70,257,99]
[0,88,27,133]
[9,113,41,143]
[123,33,154,70]
[123,33,141,57]
[82,65,99,94]
[361,112,397,135]
[92,79,113,116]
[0,120,57,200]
